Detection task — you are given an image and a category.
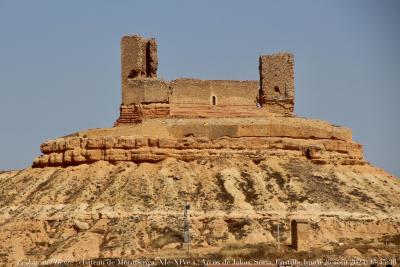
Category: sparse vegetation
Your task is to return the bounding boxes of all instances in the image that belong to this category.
[214,173,234,205]
[238,171,259,204]
[225,219,250,239]
[349,188,373,202]
[379,234,400,245]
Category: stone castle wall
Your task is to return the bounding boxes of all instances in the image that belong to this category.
[117,78,261,124]
[122,79,169,105]
[116,35,295,124]
[122,79,259,106]
[170,79,259,105]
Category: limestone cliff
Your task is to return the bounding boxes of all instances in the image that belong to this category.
[32,117,364,168]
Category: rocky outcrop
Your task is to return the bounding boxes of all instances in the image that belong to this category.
[33,135,364,168]
[33,117,364,168]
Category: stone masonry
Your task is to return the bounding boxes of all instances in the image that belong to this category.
[121,35,158,81]
[116,35,295,125]
[259,53,295,115]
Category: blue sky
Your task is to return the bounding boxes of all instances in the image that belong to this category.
[0,0,399,176]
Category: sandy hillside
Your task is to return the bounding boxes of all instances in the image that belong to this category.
[0,156,399,263]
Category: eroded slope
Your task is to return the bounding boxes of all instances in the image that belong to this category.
[0,157,399,263]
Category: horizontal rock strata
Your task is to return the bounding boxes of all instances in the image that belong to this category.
[33,135,364,167]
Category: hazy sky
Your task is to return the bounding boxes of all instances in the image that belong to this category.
[0,0,399,176]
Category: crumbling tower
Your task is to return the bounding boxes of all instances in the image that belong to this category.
[118,35,169,124]
[121,35,158,82]
[259,53,294,115]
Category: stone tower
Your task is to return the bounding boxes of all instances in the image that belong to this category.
[121,35,158,92]
[259,53,294,115]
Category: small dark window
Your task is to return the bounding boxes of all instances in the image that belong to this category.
[212,96,217,105]
[274,86,280,93]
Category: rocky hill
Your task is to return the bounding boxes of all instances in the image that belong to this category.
[0,118,399,264]
[1,35,399,265]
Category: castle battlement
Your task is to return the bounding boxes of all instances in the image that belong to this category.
[116,35,295,125]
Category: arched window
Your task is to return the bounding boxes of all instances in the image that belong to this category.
[211,95,217,105]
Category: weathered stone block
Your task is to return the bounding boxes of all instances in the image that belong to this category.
[40,141,53,154]
[56,139,66,151]
[103,137,115,149]
[158,139,178,148]
[114,136,136,149]
[41,140,62,153]
[148,138,159,147]
[33,155,49,167]
[38,155,50,166]
[65,138,81,150]
[72,148,86,163]
[63,150,73,164]
[49,153,63,165]
[170,79,258,105]
[86,138,103,149]
[85,150,103,162]
[123,79,169,105]
[135,137,148,148]
[105,149,129,162]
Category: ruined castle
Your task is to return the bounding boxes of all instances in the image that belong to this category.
[3,35,397,263]
[32,35,365,168]
[115,35,294,124]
